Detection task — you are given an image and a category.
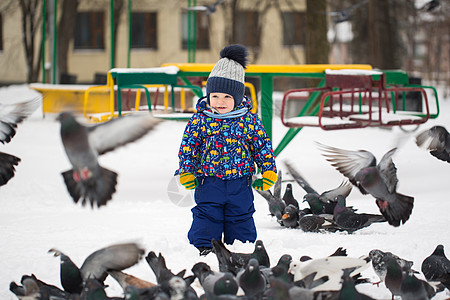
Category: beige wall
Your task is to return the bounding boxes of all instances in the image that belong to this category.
[0,0,307,84]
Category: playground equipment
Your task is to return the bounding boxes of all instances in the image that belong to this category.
[79,63,440,156]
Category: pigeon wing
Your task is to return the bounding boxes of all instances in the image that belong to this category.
[273,170,282,199]
[0,97,40,144]
[88,114,161,155]
[316,142,376,193]
[376,148,398,194]
[283,160,318,194]
[319,179,352,203]
[80,242,145,282]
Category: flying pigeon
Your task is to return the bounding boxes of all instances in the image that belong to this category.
[58,112,161,208]
[317,142,414,227]
[183,0,226,15]
[421,244,450,290]
[416,125,450,163]
[327,0,368,24]
[212,239,270,275]
[48,242,145,294]
[333,195,387,233]
[283,160,318,195]
[368,249,414,286]
[288,255,371,291]
[107,270,156,290]
[0,97,40,186]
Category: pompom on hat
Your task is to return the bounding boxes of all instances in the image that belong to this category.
[206,44,248,108]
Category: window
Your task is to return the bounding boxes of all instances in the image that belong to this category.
[0,14,3,51]
[74,12,105,49]
[131,12,157,49]
[282,12,306,46]
[181,12,210,50]
[235,11,259,47]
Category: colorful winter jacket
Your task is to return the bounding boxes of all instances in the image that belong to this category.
[175,97,277,180]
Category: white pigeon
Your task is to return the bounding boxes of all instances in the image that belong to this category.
[288,255,370,291]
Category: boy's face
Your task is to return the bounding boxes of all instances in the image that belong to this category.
[209,92,235,114]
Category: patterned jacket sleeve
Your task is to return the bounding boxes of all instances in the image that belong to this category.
[248,114,277,174]
[175,114,203,175]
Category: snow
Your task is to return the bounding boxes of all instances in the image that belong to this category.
[1,83,449,299]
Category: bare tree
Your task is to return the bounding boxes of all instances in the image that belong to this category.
[19,0,45,83]
[305,0,329,63]
[58,0,79,76]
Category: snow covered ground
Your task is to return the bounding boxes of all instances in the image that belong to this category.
[0,84,449,299]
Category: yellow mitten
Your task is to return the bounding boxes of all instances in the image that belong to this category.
[252,170,277,191]
[179,172,198,190]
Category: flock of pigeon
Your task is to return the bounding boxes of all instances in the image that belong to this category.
[8,240,450,300]
[2,96,450,300]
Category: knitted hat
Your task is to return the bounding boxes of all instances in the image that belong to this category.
[206,44,248,108]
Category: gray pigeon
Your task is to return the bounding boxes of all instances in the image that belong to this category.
[421,244,450,290]
[183,0,225,15]
[333,195,387,233]
[368,249,414,286]
[191,262,238,299]
[400,272,436,300]
[303,180,353,215]
[281,204,300,228]
[282,183,299,209]
[383,255,404,299]
[237,258,266,298]
[0,97,40,186]
[317,142,414,227]
[48,242,145,294]
[416,125,450,163]
[58,112,161,208]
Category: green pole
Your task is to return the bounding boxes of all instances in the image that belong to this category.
[110,0,114,69]
[187,0,191,62]
[52,0,57,84]
[192,0,196,63]
[42,0,46,83]
[260,74,273,139]
[127,0,132,68]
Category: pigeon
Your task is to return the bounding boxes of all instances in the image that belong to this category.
[317,142,414,227]
[183,0,226,15]
[333,195,387,233]
[0,97,40,186]
[237,258,266,298]
[48,242,145,294]
[260,254,293,285]
[327,0,368,24]
[368,249,414,286]
[288,255,371,291]
[281,204,300,228]
[145,251,186,284]
[383,255,405,299]
[107,270,156,290]
[254,171,286,222]
[282,183,299,209]
[421,244,450,290]
[10,274,69,300]
[303,180,353,215]
[191,262,237,299]
[418,0,440,12]
[213,272,240,298]
[212,239,270,275]
[416,125,450,163]
[58,111,161,208]
[81,278,127,300]
[338,268,375,300]
[298,213,341,233]
[400,272,436,300]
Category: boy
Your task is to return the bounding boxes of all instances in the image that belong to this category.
[175,44,277,256]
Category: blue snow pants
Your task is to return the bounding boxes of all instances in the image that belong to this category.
[188,176,257,248]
